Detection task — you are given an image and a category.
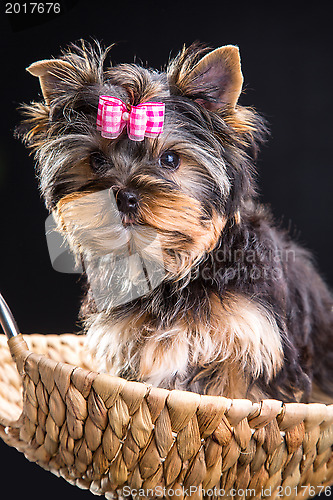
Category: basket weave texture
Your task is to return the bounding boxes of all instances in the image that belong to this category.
[0,333,333,499]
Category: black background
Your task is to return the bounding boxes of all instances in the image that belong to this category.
[0,1,332,498]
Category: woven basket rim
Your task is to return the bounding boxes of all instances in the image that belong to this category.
[1,332,333,498]
[2,333,333,429]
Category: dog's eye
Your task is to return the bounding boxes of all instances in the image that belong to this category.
[159,151,180,170]
[90,151,109,174]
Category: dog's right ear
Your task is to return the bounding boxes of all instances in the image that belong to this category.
[26,59,74,105]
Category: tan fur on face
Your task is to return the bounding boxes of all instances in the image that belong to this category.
[137,177,226,278]
[56,183,226,281]
[85,292,283,401]
[56,190,131,258]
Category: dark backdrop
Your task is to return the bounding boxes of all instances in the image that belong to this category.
[0,1,332,498]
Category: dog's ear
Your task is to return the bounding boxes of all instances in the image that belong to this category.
[26,59,74,105]
[169,45,243,110]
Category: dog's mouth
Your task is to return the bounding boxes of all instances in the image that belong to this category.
[120,213,138,227]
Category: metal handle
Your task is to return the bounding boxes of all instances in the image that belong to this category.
[0,292,20,339]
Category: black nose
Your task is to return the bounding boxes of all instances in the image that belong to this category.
[115,189,139,214]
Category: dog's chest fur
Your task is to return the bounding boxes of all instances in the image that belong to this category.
[84,290,283,400]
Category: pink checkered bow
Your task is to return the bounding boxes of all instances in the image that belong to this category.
[96,96,165,141]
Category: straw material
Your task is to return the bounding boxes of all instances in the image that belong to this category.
[0,333,333,499]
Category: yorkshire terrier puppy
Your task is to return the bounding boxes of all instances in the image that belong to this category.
[19,42,333,402]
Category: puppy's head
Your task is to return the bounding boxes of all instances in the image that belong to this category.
[19,42,266,284]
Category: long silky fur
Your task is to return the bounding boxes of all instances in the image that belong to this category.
[18,41,333,402]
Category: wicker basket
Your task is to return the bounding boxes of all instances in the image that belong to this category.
[0,332,333,500]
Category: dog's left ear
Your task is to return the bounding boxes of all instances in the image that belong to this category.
[169,45,243,111]
[26,59,74,105]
